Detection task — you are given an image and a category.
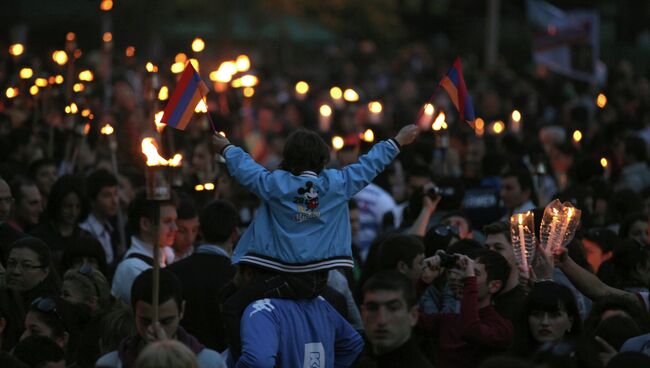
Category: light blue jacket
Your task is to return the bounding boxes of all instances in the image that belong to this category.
[223,139,400,272]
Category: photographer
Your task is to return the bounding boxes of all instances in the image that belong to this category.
[417,249,513,368]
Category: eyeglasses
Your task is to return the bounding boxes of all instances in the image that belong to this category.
[30,297,67,330]
[78,264,100,297]
[6,259,45,272]
[433,224,460,238]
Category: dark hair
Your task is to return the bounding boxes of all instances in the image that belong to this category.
[378,234,424,271]
[279,129,330,175]
[619,212,649,241]
[131,268,183,310]
[362,270,417,308]
[200,199,239,244]
[176,196,198,220]
[469,249,510,295]
[447,238,483,256]
[501,168,536,204]
[593,315,641,351]
[127,191,177,236]
[9,237,52,271]
[406,164,433,181]
[512,281,582,356]
[609,239,650,289]
[27,298,68,338]
[13,335,65,367]
[9,176,37,207]
[624,135,647,162]
[583,295,650,335]
[86,169,118,201]
[98,304,136,354]
[483,221,510,240]
[46,175,89,224]
[61,236,108,276]
[29,158,57,179]
[581,227,618,254]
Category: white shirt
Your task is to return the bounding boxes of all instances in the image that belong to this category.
[111,236,170,304]
[353,183,396,258]
[79,214,115,264]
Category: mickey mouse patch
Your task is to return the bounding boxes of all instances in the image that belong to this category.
[293,181,321,222]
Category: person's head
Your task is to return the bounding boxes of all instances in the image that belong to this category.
[30,159,58,199]
[135,339,198,368]
[405,165,433,198]
[130,269,184,343]
[610,239,650,288]
[584,295,650,335]
[199,199,239,245]
[581,228,617,274]
[466,249,510,303]
[619,213,649,246]
[127,191,177,248]
[0,178,13,222]
[518,282,582,351]
[45,175,88,228]
[60,236,108,276]
[13,335,65,368]
[377,234,425,286]
[60,265,110,313]
[86,169,119,219]
[279,129,330,175]
[593,315,640,352]
[423,223,461,257]
[172,198,199,255]
[98,304,136,354]
[21,297,69,348]
[361,271,418,355]
[6,238,52,292]
[441,211,473,239]
[500,169,534,211]
[483,221,516,268]
[10,177,42,228]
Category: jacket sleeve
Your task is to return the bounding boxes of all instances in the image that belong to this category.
[236,305,278,368]
[459,276,514,348]
[223,145,275,202]
[337,139,400,199]
[333,310,365,368]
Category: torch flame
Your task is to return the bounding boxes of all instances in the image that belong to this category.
[518,213,524,225]
[141,138,183,167]
[100,124,114,135]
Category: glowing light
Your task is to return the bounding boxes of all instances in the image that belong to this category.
[5,87,18,99]
[74,49,82,59]
[175,53,187,63]
[195,184,204,191]
[597,93,607,109]
[600,157,608,168]
[141,138,183,167]
[204,183,215,190]
[78,70,94,81]
[35,78,48,87]
[66,32,76,41]
[475,118,485,130]
[368,101,383,114]
[295,81,309,95]
[65,103,79,114]
[52,51,68,65]
[189,58,199,72]
[54,75,64,84]
[236,55,250,72]
[81,109,91,117]
[243,87,255,97]
[171,62,185,74]
[572,130,582,142]
[320,104,332,117]
[125,46,135,57]
[9,43,24,56]
[191,38,205,52]
[158,86,169,101]
[330,87,342,100]
[492,120,505,134]
[100,0,113,11]
[19,68,33,79]
[219,61,237,76]
[218,131,226,137]
[83,123,91,135]
[240,75,259,87]
[210,69,232,83]
[511,110,521,122]
[146,62,158,73]
[102,32,112,43]
[101,124,114,135]
[424,103,435,116]
[73,83,85,92]
[432,112,446,131]
[332,136,344,150]
[343,89,359,102]
[362,129,375,142]
[195,98,208,113]
[29,86,39,95]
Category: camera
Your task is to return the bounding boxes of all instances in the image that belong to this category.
[425,183,441,200]
[438,252,459,268]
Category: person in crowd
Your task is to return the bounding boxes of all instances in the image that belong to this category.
[96,269,226,368]
[79,170,121,266]
[511,281,583,357]
[8,177,43,233]
[170,198,199,262]
[235,263,364,367]
[418,248,513,367]
[20,297,70,350]
[212,125,419,358]
[355,270,433,368]
[376,234,425,288]
[483,221,528,323]
[61,236,109,279]
[0,177,26,263]
[441,211,474,240]
[12,335,66,368]
[111,191,177,304]
[30,175,90,272]
[615,135,650,193]
[168,199,239,352]
[97,304,136,357]
[135,339,198,368]
[500,168,536,220]
[60,265,111,317]
[29,159,58,205]
[581,228,618,275]
[619,213,649,247]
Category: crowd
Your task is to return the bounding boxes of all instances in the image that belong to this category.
[0,29,649,368]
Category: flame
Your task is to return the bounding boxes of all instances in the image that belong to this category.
[141,138,183,167]
[474,117,485,130]
[320,104,332,117]
[424,103,435,116]
[125,46,135,57]
[195,98,208,113]
[195,184,205,191]
[572,130,582,142]
[332,136,344,150]
[146,62,158,73]
[218,131,226,137]
[54,75,64,84]
[100,124,114,135]
[295,81,309,94]
[19,68,33,79]
[158,86,169,101]
[210,69,232,83]
[362,129,374,142]
[343,89,359,102]
[29,86,39,96]
[175,53,187,63]
[204,183,215,190]
[432,112,446,131]
[492,121,505,134]
[243,87,255,98]
[154,111,165,132]
[102,32,112,43]
[518,213,524,225]
[9,43,24,56]
[65,103,79,114]
[52,51,68,65]
[79,70,94,81]
[100,0,113,11]
[596,93,607,109]
[81,109,91,117]
[191,38,205,52]
[600,157,608,168]
[567,207,574,219]
[511,110,521,122]
[368,101,382,114]
[171,62,184,74]
[83,123,91,135]
[236,55,250,72]
[35,78,48,87]
[330,87,342,100]
[73,83,85,92]
[66,32,76,41]
[240,75,258,87]
[219,61,237,77]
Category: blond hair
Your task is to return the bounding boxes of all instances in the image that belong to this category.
[135,340,199,368]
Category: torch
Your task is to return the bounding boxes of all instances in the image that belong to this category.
[141,137,182,323]
[510,211,535,279]
[101,124,127,254]
[540,199,582,255]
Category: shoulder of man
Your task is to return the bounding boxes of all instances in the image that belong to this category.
[95,351,120,368]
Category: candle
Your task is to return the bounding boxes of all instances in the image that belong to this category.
[518,214,529,278]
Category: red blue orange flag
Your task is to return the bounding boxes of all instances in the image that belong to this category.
[162,62,209,130]
[439,57,475,124]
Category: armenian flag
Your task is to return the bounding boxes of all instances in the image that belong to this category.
[439,57,475,124]
[162,62,209,130]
